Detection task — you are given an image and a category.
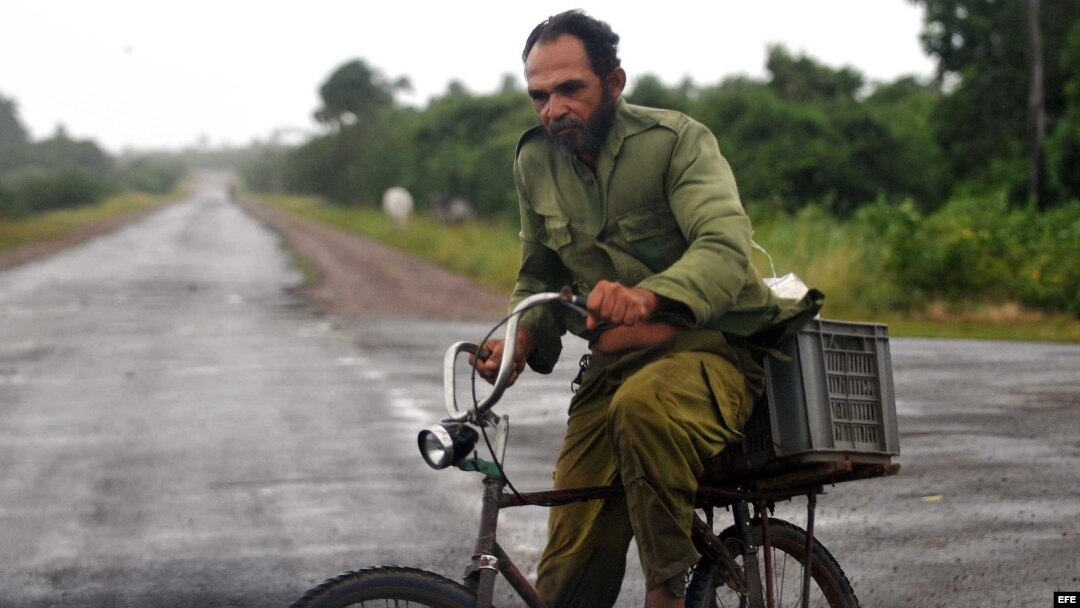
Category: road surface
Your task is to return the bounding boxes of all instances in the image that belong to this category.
[1,176,1077,607]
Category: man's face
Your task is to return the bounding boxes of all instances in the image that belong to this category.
[525,34,623,158]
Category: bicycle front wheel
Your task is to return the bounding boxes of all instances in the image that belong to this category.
[290,566,476,608]
[685,518,859,608]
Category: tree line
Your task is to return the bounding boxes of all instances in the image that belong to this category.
[0,92,187,218]
[245,0,1080,219]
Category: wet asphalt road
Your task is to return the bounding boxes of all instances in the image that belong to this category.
[1,177,1078,607]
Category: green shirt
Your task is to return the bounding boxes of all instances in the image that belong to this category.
[511,98,785,373]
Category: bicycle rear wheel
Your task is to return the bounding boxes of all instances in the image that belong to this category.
[290,566,476,608]
[685,518,859,608]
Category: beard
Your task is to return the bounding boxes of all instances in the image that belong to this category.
[545,87,617,159]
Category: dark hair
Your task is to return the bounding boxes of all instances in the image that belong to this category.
[522,10,621,78]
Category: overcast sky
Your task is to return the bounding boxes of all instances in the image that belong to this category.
[1,1,936,153]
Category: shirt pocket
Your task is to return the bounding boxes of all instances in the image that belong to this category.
[539,214,573,251]
[616,204,688,272]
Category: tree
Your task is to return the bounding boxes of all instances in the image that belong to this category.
[498,73,522,94]
[627,74,693,113]
[913,0,1080,206]
[688,54,945,215]
[0,91,28,145]
[1047,20,1080,200]
[765,45,864,103]
[864,77,950,207]
[314,59,409,127]
[32,125,111,174]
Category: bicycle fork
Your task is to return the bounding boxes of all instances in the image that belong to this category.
[463,474,549,608]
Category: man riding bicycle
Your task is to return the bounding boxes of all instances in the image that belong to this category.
[475,11,816,608]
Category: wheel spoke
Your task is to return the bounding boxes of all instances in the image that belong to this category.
[686,519,858,608]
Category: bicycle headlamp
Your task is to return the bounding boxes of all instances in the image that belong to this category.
[418,421,479,469]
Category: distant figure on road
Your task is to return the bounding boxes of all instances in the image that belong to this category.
[381,186,413,230]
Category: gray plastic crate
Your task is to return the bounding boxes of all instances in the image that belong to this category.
[728,319,900,470]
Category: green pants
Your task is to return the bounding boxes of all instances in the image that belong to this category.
[535,330,761,608]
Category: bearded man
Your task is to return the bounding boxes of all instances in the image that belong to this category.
[476,10,791,608]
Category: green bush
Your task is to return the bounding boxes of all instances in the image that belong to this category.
[1025,202,1080,314]
[0,179,27,217]
[9,167,116,213]
[116,157,187,194]
[857,195,1080,316]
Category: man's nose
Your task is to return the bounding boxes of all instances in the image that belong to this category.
[547,94,569,121]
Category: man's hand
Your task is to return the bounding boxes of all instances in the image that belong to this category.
[586,280,661,330]
[470,327,535,387]
[587,281,684,355]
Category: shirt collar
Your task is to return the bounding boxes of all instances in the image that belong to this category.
[602,97,658,161]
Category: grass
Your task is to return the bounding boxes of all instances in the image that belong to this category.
[263,194,522,292]
[261,194,1080,343]
[0,191,175,254]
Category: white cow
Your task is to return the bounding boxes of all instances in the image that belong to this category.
[381,186,414,230]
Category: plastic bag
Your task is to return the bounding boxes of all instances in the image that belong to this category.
[765,272,810,301]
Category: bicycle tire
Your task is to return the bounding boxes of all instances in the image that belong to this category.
[685,518,860,608]
[289,566,476,608]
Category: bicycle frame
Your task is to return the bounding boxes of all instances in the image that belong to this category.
[454,413,827,608]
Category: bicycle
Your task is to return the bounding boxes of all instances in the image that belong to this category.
[290,290,899,608]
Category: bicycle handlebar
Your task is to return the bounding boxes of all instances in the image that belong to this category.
[443,289,586,422]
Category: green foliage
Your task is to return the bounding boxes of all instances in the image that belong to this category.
[115,156,187,194]
[692,79,838,210]
[857,195,1080,316]
[264,87,535,216]
[626,74,694,113]
[765,45,863,103]
[747,203,895,318]
[282,106,415,205]
[686,63,944,215]
[0,118,123,216]
[1048,20,1080,200]
[28,127,111,174]
[4,167,116,215]
[314,59,409,127]
[254,49,959,218]
[404,90,535,215]
[0,91,28,145]
[0,179,25,217]
[914,0,1080,206]
[239,145,289,193]
[863,78,950,208]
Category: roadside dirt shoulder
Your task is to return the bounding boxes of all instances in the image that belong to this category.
[238,197,509,321]
[0,206,164,271]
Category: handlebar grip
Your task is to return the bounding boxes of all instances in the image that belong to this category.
[557,285,588,316]
[442,291,587,422]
